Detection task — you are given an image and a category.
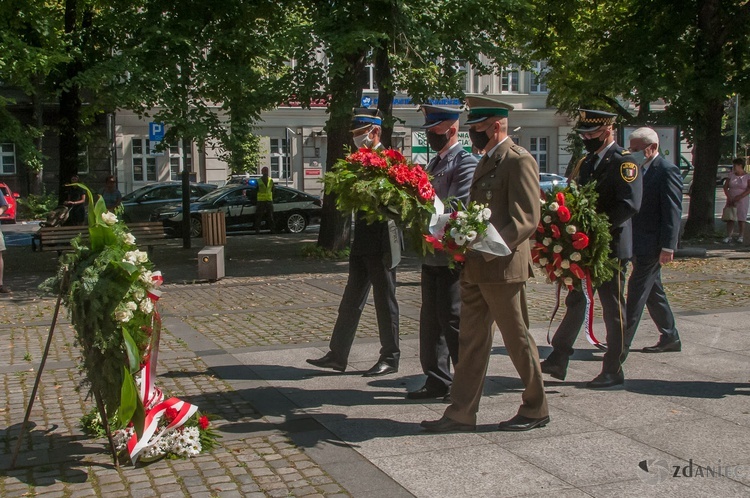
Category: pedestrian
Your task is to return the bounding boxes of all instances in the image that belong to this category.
[0,191,11,293]
[63,175,87,225]
[407,105,477,402]
[255,167,275,234]
[623,127,683,355]
[722,157,750,244]
[421,96,549,432]
[540,109,642,388]
[99,175,122,212]
[307,108,401,377]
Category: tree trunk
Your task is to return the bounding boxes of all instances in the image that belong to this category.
[374,45,394,149]
[58,0,82,201]
[317,51,366,251]
[31,81,44,196]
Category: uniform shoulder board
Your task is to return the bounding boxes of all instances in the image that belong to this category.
[510,144,528,155]
[622,149,631,155]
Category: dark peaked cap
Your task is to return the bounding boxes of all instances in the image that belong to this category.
[465,96,514,124]
[419,104,462,129]
[575,109,617,133]
[351,108,383,131]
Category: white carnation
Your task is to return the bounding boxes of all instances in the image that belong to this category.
[481,208,492,220]
[101,212,117,225]
[115,310,133,322]
[542,238,552,246]
[139,299,154,314]
[543,215,552,224]
[133,289,145,301]
[549,202,559,212]
[457,211,468,219]
[565,225,577,234]
[554,269,563,277]
[564,277,573,286]
[553,245,563,253]
[539,257,548,266]
[561,260,570,269]
[570,252,582,262]
[140,270,153,285]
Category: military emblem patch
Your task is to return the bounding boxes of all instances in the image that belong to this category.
[620,162,638,182]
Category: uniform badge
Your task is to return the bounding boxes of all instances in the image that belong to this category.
[620,162,638,183]
[486,191,493,200]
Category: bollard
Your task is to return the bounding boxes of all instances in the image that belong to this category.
[198,246,225,281]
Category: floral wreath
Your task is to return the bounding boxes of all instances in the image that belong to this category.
[44,184,217,463]
[323,147,436,250]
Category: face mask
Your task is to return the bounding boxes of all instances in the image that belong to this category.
[469,127,491,151]
[353,132,373,149]
[582,136,605,153]
[426,129,450,152]
[629,150,646,165]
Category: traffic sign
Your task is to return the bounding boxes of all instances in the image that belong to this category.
[149,122,165,142]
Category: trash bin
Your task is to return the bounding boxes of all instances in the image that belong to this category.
[201,211,226,246]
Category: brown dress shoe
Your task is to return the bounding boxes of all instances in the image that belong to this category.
[420,415,475,433]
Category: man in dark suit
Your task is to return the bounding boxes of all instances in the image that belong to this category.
[541,109,642,389]
[623,127,683,355]
[407,105,477,401]
[421,96,549,432]
[307,108,401,377]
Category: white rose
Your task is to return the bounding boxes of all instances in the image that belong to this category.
[449,227,460,238]
[543,215,552,224]
[565,225,577,234]
[481,208,492,220]
[549,202,559,212]
[134,250,148,263]
[140,271,153,285]
[125,301,138,311]
[139,299,154,314]
[570,252,582,262]
[553,245,563,253]
[115,310,133,323]
[123,232,136,245]
[554,269,563,277]
[543,238,552,246]
[564,277,573,286]
[456,211,467,219]
[123,251,137,264]
[102,212,117,225]
[561,259,570,269]
[455,233,467,245]
[466,230,477,242]
[539,257,548,266]
[133,289,145,301]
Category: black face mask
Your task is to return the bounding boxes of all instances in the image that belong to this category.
[582,135,606,153]
[469,127,491,151]
[426,129,450,152]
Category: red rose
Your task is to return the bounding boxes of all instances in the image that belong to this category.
[550,224,561,239]
[424,234,444,250]
[453,253,466,262]
[199,415,210,430]
[165,407,178,422]
[572,232,589,250]
[556,192,566,206]
[557,205,571,222]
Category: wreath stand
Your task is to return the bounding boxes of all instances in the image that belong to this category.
[10,273,119,469]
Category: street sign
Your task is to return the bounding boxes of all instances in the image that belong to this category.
[361,96,373,108]
[149,122,165,142]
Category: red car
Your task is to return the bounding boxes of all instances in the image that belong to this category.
[0,183,19,223]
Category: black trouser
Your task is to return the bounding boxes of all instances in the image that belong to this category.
[255,201,274,233]
[547,260,629,374]
[329,253,399,364]
[419,265,461,389]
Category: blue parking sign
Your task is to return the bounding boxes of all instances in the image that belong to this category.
[149,122,165,141]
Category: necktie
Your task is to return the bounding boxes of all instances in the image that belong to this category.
[427,155,440,174]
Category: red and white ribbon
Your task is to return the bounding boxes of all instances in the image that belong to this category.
[582,271,606,350]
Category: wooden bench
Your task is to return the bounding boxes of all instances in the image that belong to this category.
[34,221,173,255]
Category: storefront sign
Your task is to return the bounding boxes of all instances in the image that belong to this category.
[305,169,322,176]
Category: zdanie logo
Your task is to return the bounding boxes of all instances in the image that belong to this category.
[637,459,670,485]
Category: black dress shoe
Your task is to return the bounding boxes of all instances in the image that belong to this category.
[586,371,625,389]
[306,352,346,372]
[497,414,550,432]
[420,415,475,433]
[406,385,448,400]
[642,338,681,353]
[362,360,398,377]
[540,359,567,381]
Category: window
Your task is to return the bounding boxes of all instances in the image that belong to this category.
[1,144,16,174]
[501,67,519,93]
[270,138,290,179]
[168,141,191,180]
[529,61,548,94]
[132,138,157,182]
[530,137,548,172]
[360,62,378,92]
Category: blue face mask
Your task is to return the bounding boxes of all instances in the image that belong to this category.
[630,150,646,165]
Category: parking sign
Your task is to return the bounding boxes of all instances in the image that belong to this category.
[149,122,165,142]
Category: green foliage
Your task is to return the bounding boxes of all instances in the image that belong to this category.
[218,124,264,174]
[17,192,59,220]
[300,243,350,260]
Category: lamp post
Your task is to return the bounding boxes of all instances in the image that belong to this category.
[733,94,740,159]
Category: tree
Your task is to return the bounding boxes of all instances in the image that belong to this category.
[531,0,750,237]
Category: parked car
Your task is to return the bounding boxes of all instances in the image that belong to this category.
[679,156,693,195]
[121,182,217,222]
[151,184,322,236]
[0,183,20,223]
[716,164,733,186]
[539,173,568,192]
[226,174,261,186]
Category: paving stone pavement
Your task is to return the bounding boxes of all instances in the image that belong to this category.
[1,230,749,497]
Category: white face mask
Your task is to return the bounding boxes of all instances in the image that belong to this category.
[353,132,373,149]
[630,150,646,166]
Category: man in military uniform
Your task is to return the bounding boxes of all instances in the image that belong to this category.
[541,109,643,388]
[307,108,401,377]
[421,96,549,432]
[407,105,477,401]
